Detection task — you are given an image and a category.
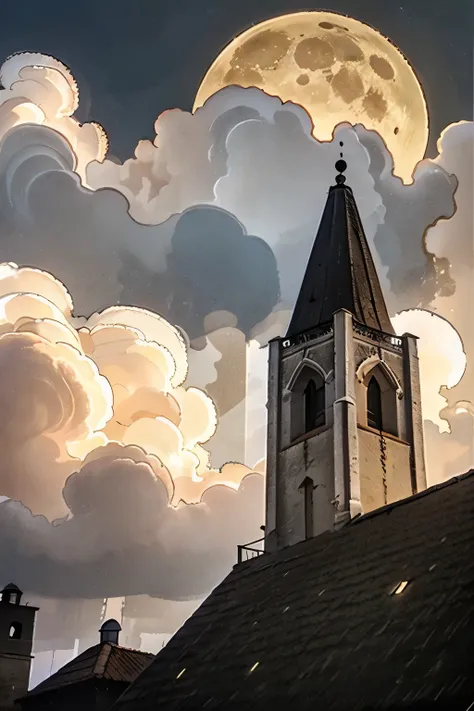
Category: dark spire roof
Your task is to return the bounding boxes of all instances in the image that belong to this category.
[286,160,394,338]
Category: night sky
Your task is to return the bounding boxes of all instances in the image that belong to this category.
[1,0,472,159]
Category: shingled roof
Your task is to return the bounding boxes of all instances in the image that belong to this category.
[112,471,474,711]
[26,642,154,698]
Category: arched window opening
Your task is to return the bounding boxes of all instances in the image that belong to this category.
[9,622,22,640]
[367,377,383,431]
[304,378,326,433]
[289,363,327,442]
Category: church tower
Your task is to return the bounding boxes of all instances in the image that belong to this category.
[265,159,426,552]
[0,583,38,709]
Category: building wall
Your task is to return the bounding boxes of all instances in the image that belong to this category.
[272,332,336,548]
[19,678,130,711]
[0,604,37,709]
[278,426,335,547]
[358,427,412,511]
[0,655,31,710]
[20,680,95,711]
[0,606,37,659]
[96,680,129,711]
[266,312,426,552]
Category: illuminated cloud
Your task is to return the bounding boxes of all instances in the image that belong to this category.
[0,466,264,599]
[0,52,472,601]
[0,121,280,338]
[0,52,107,180]
[0,264,263,597]
[425,122,474,410]
[392,309,466,431]
[0,265,253,507]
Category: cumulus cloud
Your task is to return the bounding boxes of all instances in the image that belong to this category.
[0,265,256,507]
[118,207,280,341]
[0,464,264,599]
[355,126,458,313]
[0,52,472,606]
[0,54,461,344]
[87,82,458,324]
[0,264,263,597]
[0,52,107,179]
[391,309,466,432]
[0,122,280,337]
[425,122,474,409]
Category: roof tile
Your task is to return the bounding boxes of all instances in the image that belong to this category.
[26,643,154,698]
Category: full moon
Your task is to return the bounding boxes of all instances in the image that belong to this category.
[194,12,429,183]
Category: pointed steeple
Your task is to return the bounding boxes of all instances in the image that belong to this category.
[287,155,394,337]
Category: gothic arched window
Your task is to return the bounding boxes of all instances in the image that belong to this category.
[367,376,383,431]
[289,364,327,442]
[304,378,326,433]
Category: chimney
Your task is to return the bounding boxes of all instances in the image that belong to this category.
[99,618,121,645]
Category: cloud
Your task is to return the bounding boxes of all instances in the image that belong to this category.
[0,52,107,180]
[0,266,256,515]
[425,122,474,409]
[355,126,458,313]
[0,461,264,599]
[0,264,264,598]
[0,122,280,338]
[118,206,280,341]
[86,87,272,224]
[0,54,460,344]
[391,309,466,432]
[0,52,472,607]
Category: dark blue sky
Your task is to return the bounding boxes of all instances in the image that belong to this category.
[1,0,471,159]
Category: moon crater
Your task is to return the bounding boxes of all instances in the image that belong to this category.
[331,35,364,62]
[296,74,310,86]
[332,66,365,103]
[363,87,388,120]
[370,54,395,80]
[231,30,292,71]
[294,37,335,70]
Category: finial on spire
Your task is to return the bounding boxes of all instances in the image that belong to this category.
[335,141,347,185]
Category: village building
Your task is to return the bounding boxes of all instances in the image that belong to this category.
[0,583,38,711]
[17,619,153,711]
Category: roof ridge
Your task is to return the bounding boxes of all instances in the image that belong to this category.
[94,642,113,678]
[107,642,155,657]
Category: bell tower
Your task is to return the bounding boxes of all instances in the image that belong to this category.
[265,158,426,552]
[0,583,38,709]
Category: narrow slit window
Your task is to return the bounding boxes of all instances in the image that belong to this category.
[303,478,314,540]
[367,377,383,430]
[304,379,325,432]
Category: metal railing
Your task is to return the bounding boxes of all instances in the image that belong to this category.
[237,537,265,564]
[282,322,333,350]
[352,320,403,353]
